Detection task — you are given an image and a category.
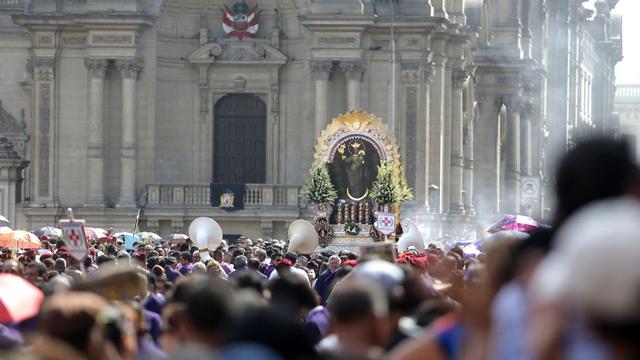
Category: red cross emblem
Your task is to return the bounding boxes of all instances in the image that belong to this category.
[381,217,392,227]
[68,228,80,247]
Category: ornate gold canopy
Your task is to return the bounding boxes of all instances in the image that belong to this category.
[314,110,402,167]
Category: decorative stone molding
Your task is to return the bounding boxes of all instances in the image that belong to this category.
[431,53,448,67]
[271,82,280,118]
[340,60,367,81]
[115,58,144,79]
[424,62,435,84]
[504,96,524,114]
[452,68,470,89]
[85,58,108,79]
[400,62,420,85]
[187,42,286,66]
[310,60,333,81]
[32,58,55,82]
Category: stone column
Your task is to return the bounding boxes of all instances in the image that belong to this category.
[440,60,453,214]
[400,62,420,197]
[340,60,366,111]
[449,66,468,214]
[521,101,534,177]
[505,96,522,213]
[463,114,475,214]
[115,58,143,207]
[310,60,332,137]
[416,62,434,209]
[85,59,108,206]
[31,58,56,206]
[429,53,447,213]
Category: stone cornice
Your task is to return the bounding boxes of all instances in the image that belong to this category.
[11,13,155,29]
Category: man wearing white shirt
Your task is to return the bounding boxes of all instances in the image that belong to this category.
[268,252,311,287]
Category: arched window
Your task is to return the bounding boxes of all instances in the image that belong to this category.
[213,94,266,184]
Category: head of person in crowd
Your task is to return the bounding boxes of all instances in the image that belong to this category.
[554,137,640,226]
[54,258,66,274]
[323,278,391,359]
[178,252,192,266]
[269,275,317,322]
[328,255,341,273]
[35,291,111,359]
[162,275,235,353]
[234,255,248,271]
[192,250,201,264]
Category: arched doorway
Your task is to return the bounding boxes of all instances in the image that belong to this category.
[213,94,266,183]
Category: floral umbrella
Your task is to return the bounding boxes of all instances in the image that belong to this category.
[0,230,41,249]
[36,226,63,240]
[136,232,162,242]
[487,214,539,234]
[166,233,189,245]
[83,227,108,241]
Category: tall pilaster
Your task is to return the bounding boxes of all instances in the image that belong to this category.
[85,58,108,206]
[429,52,447,213]
[115,58,143,207]
[463,106,475,215]
[440,59,453,214]
[340,60,366,111]
[31,58,56,206]
[417,62,434,209]
[505,96,522,213]
[310,60,332,137]
[449,66,468,214]
[400,62,420,196]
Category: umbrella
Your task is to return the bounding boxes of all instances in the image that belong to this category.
[0,274,45,324]
[84,227,108,241]
[0,231,41,249]
[112,232,134,239]
[136,232,161,241]
[166,233,188,244]
[0,215,8,227]
[487,214,539,234]
[474,230,529,251]
[36,226,63,240]
[0,226,12,234]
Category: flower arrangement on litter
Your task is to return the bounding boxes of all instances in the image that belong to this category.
[343,220,361,235]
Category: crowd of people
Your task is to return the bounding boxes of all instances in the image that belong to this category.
[0,137,639,360]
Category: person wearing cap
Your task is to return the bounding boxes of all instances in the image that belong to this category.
[268,252,311,286]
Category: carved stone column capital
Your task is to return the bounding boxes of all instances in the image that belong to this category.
[31,58,55,82]
[115,58,144,79]
[310,60,333,81]
[452,68,470,89]
[400,62,420,85]
[85,58,108,79]
[504,96,524,114]
[431,53,447,67]
[340,60,367,81]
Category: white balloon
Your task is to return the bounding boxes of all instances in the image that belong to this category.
[188,217,223,262]
[397,219,425,252]
[288,219,318,254]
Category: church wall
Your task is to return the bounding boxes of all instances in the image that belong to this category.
[56,53,90,206]
[155,62,197,182]
[105,71,123,204]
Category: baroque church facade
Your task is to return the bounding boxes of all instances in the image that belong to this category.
[0,0,622,239]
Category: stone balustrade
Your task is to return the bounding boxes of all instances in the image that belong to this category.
[146,184,300,209]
